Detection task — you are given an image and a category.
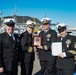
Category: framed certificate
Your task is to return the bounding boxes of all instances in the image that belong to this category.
[52,42,62,56]
[32,36,42,46]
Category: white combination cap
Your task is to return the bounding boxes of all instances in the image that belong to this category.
[26,20,36,29]
[3,18,16,26]
[56,23,67,29]
[41,18,51,22]
[26,20,36,25]
[3,18,16,23]
[41,18,51,24]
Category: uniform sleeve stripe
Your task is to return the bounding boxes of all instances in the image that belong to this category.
[68,50,76,55]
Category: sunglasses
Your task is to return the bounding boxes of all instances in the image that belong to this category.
[43,23,49,25]
[58,29,65,33]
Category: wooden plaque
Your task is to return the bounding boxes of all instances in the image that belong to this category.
[32,36,41,46]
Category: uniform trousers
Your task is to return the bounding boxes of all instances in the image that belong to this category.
[40,60,56,75]
[57,69,74,75]
[21,61,33,75]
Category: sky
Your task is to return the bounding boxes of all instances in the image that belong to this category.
[0,0,76,27]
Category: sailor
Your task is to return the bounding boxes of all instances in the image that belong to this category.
[56,23,76,75]
[0,18,20,75]
[20,20,36,75]
[37,17,57,75]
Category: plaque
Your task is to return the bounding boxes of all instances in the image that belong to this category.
[32,36,41,46]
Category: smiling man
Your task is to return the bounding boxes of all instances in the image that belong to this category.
[37,17,57,75]
[20,20,36,75]
[0,18,20,75]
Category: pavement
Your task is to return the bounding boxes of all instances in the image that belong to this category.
[18,53,76,75]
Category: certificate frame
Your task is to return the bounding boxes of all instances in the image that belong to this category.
[32,36,42,46]
[52,42,62,56]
